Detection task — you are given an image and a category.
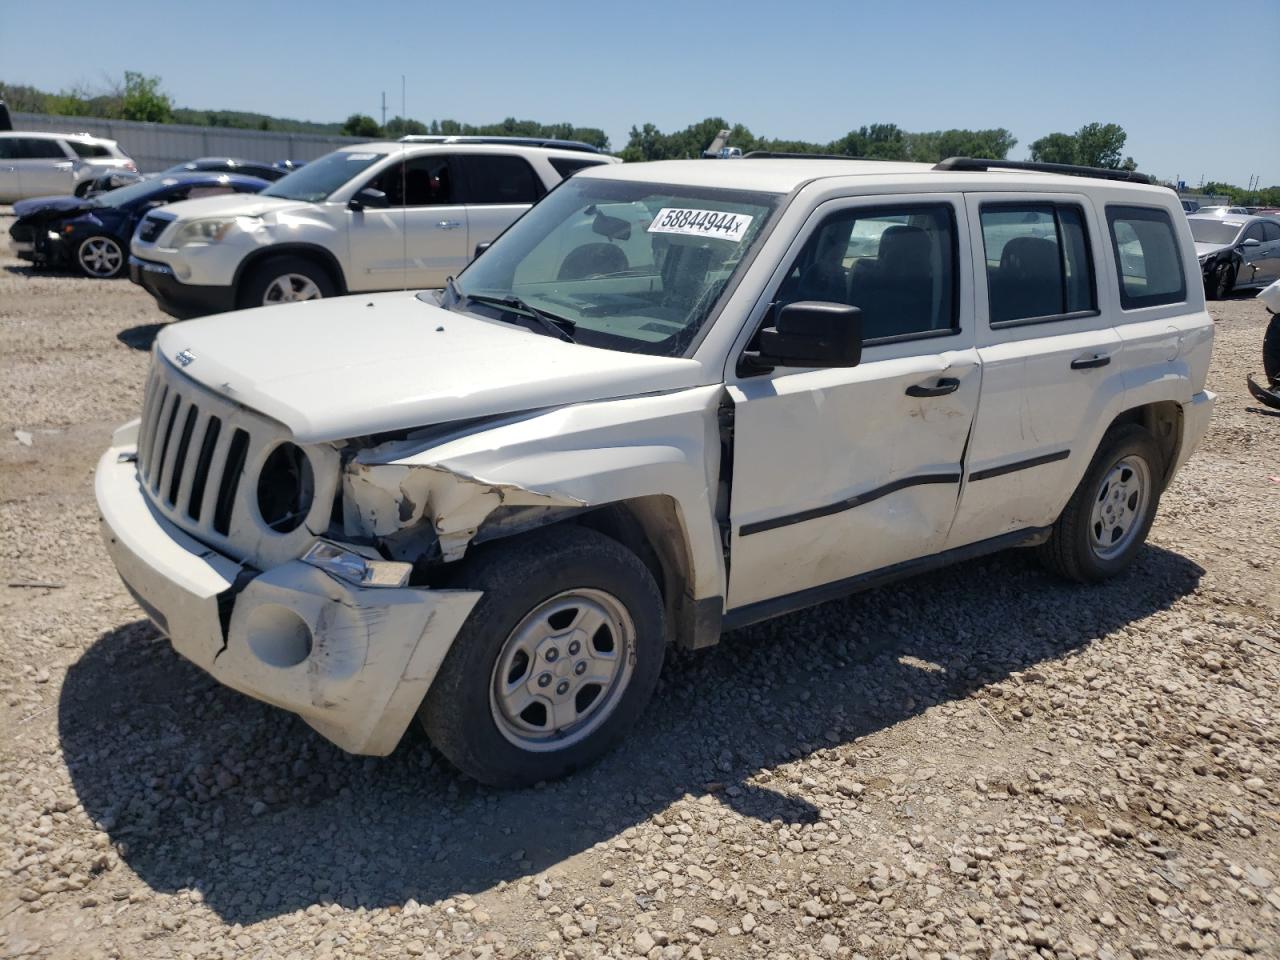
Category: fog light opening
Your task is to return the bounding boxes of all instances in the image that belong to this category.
[245,604,313,668]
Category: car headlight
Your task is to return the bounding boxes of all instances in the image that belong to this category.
[302,540,412,588]
[171,216,260,247]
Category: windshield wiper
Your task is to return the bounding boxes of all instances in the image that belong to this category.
[444,275,463,306]
[466,293,577,343]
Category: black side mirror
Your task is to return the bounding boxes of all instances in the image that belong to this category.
[348,187,388,212]
[473,241,492,259]
[749,301,862,371]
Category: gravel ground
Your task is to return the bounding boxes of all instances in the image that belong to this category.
[1,209,1278,960]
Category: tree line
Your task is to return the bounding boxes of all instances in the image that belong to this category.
[5,75,1276,202]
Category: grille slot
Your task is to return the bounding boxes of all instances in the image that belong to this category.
[213,429,251,536]
[137,214,171,243]
[151,394,182,493]
[187,417,221,521]
[167,405,200,506]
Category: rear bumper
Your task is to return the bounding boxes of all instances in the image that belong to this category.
[95,422,482,755]
[129,256,237,319]
[1172,389,1216,479]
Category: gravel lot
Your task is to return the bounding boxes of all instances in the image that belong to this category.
[1,208,1278,960]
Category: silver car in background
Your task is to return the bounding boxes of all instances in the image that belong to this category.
[0,132,136,201]
[1189,214,1280,299]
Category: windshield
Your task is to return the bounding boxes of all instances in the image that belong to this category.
[260,149,384,202]
[1189,219,1243,245]
[450,176,781,356]
[90,177,180,208]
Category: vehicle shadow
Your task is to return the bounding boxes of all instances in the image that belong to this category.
[59,543,1203,924]
[117,323,167,351]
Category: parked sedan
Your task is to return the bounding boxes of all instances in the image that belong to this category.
[1190,214,1280,299]
[84,157,301,197]
[9,172,268,278]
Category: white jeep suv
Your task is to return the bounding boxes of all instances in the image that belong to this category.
[128,141,618,318]
[0,131,136,202]
[98,156,1215,786]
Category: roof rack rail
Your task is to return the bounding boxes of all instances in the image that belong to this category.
[397,134,603,154]
[743,151,879,161]
[933,156,1152,184]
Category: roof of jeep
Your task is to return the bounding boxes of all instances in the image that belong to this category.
[577,158,1168,197]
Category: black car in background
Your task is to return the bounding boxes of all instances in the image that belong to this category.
[84,157,303,196]
[8,172,268,278]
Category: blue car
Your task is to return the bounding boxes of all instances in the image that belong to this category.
[8,172,268,278]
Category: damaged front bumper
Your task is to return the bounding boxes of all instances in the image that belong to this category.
[95,422,482,755]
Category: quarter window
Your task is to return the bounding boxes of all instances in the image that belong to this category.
[1263,222,1280,243]
[460,155,544,205]
[1106,206,1187,310]
[67,141,111,159]
[549,157,608,179]
[980,204,1096,325]
[775,204,959,342]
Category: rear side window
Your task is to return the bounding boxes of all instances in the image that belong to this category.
[549,157,607,179]
[776,203,959,343]
[1263,221,1280,242]
[460,155,544,204]
[1106,206,1186,310]
[367,155,456,206]
[980,204,1096,325]
[67,140,111,159]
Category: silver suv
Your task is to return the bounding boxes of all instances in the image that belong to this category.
[0,132,136,202]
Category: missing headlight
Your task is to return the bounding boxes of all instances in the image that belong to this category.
[256,442,315,533]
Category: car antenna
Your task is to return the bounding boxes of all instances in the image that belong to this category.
[401,74,408,294]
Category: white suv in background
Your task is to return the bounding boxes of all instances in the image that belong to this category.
[98,156,1214,786]
[0,131,136,201]
[128,141,619,317]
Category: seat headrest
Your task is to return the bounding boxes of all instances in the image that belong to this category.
[1000,236,1059,278]
[878,225,931,272]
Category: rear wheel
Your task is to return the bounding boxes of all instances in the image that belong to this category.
[420,525,665,787]
[238,255,335,308]
[1207,260,1236,300]
[76,235,125,278]
[1038,424,1164,583]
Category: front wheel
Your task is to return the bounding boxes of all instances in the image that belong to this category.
[420,526,665,787]
[1038,424,1164,583]
[76,235,126,278]
[238,255,335,308]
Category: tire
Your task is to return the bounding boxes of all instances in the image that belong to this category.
[75,235,126,279]
[1264,311,1280,386]
[420,525,665,787]
[74,180,93,198]
[1206,260,1236,301]
[1038,424,1165,583]
[237,255,335,308]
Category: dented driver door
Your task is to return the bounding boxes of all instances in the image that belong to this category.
[723,193,980,612]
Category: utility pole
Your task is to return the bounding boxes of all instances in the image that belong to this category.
[381,91,386,127]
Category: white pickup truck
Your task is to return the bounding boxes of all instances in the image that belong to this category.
[98,156,1214,786]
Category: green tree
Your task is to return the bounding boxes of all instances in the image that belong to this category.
[118,72,173,123]
[384,115,428,137]
[1028,131,1079,164]
[1030,123,1135,170]
[341,113,382,137]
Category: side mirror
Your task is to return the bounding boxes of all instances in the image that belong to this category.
[348,187,388,212]
[1241,237,1261,248]
[473,241,492,259]
[749,301,863,370]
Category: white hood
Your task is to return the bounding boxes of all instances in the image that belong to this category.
[154,292,703,443]
[152,192,307,222]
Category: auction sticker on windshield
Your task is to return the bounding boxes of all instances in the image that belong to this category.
[647,208,754,242]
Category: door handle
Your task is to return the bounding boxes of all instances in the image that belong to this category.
[435,220,462,230]
[1070,354,1111,370]
[905,377,961,398]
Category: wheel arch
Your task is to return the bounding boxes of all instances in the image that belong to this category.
[1103,399,1183,488]
[232,243,348,301]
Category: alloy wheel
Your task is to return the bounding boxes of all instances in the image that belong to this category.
[77,237,123,278]
[262,273,322,305]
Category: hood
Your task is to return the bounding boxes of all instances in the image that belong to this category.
[155,291,704,443]
[149,192,303,222]
[13,195,92,219]
[1193,241,1230,258]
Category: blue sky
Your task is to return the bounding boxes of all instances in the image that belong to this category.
[3,0,1276,187]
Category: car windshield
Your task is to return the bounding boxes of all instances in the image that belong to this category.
[89,178,180,208]
[260,150,384,202]
[1189,219,1244,245]
[448,176,781,357]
